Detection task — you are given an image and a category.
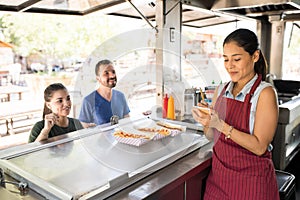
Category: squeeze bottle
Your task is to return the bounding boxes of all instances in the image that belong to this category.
[167,95,175,120]
[163,94,168,118]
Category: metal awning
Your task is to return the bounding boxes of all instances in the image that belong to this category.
[211,0,300,21]
[0,0,249,28]
[1,0,300,25]
[106,2,246,28]
[0,0,125,15]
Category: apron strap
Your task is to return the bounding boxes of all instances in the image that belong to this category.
[243,74,262,104]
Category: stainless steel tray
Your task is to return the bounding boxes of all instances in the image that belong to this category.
[0,117,209,199]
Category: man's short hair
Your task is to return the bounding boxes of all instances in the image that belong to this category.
[95,59,113,76]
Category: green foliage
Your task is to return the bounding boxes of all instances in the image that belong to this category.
[0,12,119,59]
[37,71,46,75]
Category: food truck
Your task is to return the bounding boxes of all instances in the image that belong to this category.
[0,0,299,199]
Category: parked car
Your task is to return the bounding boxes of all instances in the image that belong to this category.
[30,62,46,72]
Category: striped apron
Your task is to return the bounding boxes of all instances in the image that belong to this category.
[204,75,279,200]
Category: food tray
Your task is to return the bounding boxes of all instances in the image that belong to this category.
[169,129,182,137]
[113,127,153,146]
[112,119,186,146]
[156,121,186,137]
[152,128,171,140]
[114,135,150,146]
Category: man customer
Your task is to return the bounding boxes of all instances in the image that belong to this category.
[79,59,130,127]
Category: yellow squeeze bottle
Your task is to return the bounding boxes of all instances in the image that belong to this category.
[167,95,175,120]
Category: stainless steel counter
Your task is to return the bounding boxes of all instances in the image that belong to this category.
[272,96,300,170]
[107,142,213,200]
[0,116,210,200]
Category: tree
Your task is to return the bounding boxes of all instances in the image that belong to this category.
[0,12,122,61]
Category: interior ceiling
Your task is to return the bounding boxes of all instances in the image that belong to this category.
[0,0,300,27]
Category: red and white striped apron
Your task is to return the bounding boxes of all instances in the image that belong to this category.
[204,75,279,200]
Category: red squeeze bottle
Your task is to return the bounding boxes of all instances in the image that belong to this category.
[163,94,168,118]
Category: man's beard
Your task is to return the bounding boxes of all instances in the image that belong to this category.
[103,78,117,88]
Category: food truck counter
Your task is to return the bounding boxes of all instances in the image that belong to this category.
[0,116,212,200]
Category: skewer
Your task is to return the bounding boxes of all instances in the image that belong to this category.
[199,88,205,101]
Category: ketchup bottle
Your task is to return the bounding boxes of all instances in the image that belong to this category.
[163,94,168,118]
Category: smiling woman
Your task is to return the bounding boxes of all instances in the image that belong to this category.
[192,29,280,200]
[28,83,83,143]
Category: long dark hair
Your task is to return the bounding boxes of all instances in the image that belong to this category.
[43,83,67,118]
[223,28,267,81]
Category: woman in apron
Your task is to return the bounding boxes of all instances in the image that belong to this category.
[192,28,280,200]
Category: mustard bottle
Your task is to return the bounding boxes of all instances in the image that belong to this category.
[167,95,175,120]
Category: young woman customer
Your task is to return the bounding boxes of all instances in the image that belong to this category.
[28,83,83,143]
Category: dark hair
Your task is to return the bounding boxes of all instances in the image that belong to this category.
[95,59,113,76]
[43,83,67,118]
[223,28,267,81]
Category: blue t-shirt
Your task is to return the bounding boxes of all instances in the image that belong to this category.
[79,90,130,125]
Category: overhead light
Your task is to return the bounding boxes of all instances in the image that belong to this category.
[54,0,65,4]
[148,2,155,8]
[280,13,286,21]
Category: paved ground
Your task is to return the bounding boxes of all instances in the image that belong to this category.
[0,85,41,149]
[0,131,30,150]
